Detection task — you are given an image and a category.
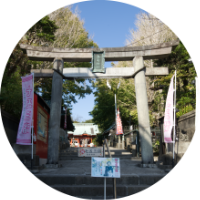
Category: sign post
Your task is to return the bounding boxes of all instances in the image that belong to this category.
[91,157,121,178]
[103,139,106,200]
[91,139,120,200]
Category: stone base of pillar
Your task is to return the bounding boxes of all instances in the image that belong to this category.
[44,163,62,169]
[139,163,157,168]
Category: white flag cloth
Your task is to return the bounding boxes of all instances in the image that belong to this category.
[74,79,81,88]
[107,80,111,89]
[164,75,174,143]
[83,80,87,90]
[117,81,120,89]
[16,74,34,145]
[195,77,200,129]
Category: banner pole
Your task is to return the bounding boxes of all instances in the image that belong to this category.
[172,70,177,167]
[31,73,34,170]
[103,136,106,200]
[115,94,118,137]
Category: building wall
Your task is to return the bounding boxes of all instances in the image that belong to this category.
[34,94,50,165]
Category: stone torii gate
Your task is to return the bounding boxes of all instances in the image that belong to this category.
[20,41,178,165]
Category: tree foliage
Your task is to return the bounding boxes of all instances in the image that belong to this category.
[114,12,180,126]
[1,6,98,117]
[0,67,23,117]
[154,41,196,117]
[23,16,58,46]
[126,13,196,120]
[1,15,58,118]
[90,77,138,132]
[83,119,93,123]
[126,12,178,113]
[36,7,98,110]
[91,12,181,130]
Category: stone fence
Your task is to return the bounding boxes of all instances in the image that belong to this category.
[159,110,196,164]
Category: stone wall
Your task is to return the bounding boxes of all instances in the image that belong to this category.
[159,110,196,165]
[175,110,196,162]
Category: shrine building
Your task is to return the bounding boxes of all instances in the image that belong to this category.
[68,123,100,147]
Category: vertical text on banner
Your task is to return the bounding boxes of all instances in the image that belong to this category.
[164,75,174,143]
[16,74,33,145]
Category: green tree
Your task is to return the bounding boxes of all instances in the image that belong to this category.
[93,133,104,146]
[124,12,178,124]
[0,67,23,117]
[0,8,97,118]
[90,78,138,132]
[36,7,98,111]
[153,41,196,117]
[83,119,93,123]
[22,16,58,46]
[1,15,58,118]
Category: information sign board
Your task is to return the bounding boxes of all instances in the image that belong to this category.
[78,147,103,157]
[91,157,120,178]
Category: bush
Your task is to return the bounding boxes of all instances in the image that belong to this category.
[93,134,104,146]
[152,140,160,154]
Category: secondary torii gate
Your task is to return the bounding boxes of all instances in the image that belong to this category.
[20,41,178,165]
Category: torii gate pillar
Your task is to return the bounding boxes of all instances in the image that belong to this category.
[133,56,154,164]
[47,58,63,164]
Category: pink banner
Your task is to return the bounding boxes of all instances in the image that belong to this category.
[164,75,174,143]
[116,109,123,135]
[64,107,67,130]
[16,74,33,145]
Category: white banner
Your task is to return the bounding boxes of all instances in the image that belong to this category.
[91,157,120,178]
[16,74,33,145]
[195,77,200,129]
[164,75,174,143]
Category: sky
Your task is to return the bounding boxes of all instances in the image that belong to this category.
[69,0,145,122]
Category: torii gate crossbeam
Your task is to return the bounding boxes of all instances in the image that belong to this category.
[31,66,169,79]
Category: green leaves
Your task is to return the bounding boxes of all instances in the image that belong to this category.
[0,67,23,118]
[25,16,58,46]
[153,42,197,118]
[90,78,138,132]
[152,140,160,153]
